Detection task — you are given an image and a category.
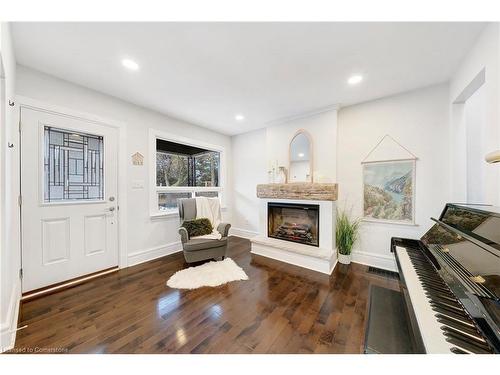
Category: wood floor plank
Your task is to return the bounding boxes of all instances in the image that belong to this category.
[10,236,400,354]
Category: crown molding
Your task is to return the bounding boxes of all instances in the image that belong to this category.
[265,104,341,127]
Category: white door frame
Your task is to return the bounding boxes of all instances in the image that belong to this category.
[450,68,486,203]
[16,95,129,273]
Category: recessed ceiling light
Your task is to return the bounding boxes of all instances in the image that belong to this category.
[235,114,245,121]
[298,153,305,158]
[348,75,363,85]
[122,58,139,71]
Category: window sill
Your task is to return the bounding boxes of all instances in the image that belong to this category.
[150,211,178,220]
[150,206,228,220]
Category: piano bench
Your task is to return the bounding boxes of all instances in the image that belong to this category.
[364,285,414,354]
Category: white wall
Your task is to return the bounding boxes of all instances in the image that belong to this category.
[230,128,267,237]
[15,65,232,267]
[464,86,486,203]
[449,23,500,205]
[337,84,450,271]
[289,160,310,182]
[230,109,338,237]
[0,22,20,351]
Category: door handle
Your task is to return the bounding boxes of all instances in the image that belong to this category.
[108,207,115,212]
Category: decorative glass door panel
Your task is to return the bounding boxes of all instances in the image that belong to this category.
[44,126,104,202]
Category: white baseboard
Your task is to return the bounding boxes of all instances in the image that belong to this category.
[127,241,182,267]
[229,227,259,239]
[251,243,337,275]
[0,279,21,353]
[351,250,397,272]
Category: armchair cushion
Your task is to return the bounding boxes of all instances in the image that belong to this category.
[217,222,231,237]
[183,237,228,252]
[181,218,213,237]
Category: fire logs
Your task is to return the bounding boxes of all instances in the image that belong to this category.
[273,222,313,243]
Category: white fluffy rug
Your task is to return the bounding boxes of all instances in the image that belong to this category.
[166,258,249,289]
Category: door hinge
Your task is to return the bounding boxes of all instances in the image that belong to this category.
[19,268,23,279]
[18,195,22,206]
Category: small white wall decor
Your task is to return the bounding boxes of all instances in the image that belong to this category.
[361,135,418,225]
[132,152,144,166]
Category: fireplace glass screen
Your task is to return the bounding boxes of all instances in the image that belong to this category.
[267,202,319,247]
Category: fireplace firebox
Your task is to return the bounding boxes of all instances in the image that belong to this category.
[267,202,319,247]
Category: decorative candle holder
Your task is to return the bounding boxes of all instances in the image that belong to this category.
[277,166,287,184]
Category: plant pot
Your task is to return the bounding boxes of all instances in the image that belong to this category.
[338,253,352,265]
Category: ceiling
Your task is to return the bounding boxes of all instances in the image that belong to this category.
[12,22,485,135]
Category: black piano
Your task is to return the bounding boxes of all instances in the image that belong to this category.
[388,203,500,354]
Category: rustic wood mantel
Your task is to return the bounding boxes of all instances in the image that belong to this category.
[256,183,338,201]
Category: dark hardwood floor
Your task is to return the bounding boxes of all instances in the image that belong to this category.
[11,237,399,354]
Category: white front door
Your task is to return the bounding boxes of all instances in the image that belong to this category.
[21,107,119,292]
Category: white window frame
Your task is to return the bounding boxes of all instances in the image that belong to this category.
[149,129,226,217]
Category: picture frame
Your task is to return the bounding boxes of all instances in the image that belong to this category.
[362,159,416,225]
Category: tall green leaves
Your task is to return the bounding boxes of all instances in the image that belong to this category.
[336,209,361,255]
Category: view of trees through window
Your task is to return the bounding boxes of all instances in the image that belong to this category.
[156,150,220,187]
[194,152,220,187]
[156,153,189,186]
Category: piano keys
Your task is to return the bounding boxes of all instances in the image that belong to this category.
[392,204,500,354]
[396,245,493,353]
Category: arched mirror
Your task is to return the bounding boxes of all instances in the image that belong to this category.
[289,130,313,182]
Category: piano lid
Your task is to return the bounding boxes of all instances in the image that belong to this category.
[421,204,500,345]
[421,204,500,301]
[439,204,500,253]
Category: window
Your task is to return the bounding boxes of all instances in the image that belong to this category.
[156,152,189,187]
[44,126,104,202]
[151,133,224,215]
[195,191,219,198]
[158,191,192,211]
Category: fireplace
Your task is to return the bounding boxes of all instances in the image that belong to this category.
[267,202,319,247]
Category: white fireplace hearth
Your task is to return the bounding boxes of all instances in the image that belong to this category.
[250,187,337,274]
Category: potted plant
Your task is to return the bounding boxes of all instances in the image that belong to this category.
[336,209,361,265]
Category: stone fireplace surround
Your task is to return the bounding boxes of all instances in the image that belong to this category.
[251,183,338,274]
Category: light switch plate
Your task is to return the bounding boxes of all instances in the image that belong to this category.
[132,180,144,189]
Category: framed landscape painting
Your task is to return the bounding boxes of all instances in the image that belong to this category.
[362,159,415,224]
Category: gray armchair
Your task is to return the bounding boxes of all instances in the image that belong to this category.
[177,198,231,263]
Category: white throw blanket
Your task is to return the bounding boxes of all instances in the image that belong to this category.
[194,197,222,240]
